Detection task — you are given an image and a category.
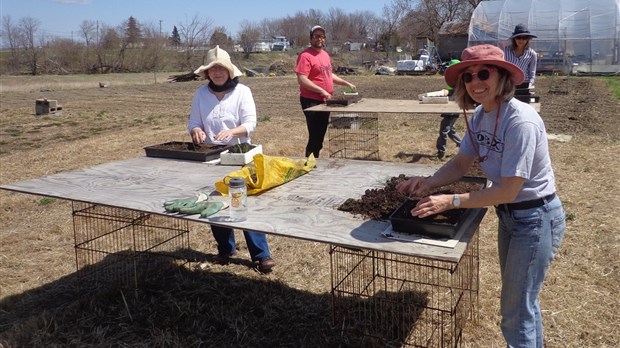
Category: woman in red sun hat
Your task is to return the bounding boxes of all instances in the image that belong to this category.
[397,44,566,347]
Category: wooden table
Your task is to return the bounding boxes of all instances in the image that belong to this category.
[306,98,541,161]
[305,97,541,113]
[1,156,485,346]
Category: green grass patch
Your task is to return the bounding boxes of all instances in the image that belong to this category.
[258,115,271,122]
[4,127,23,136]
[38,197,55,205]
[600,77,620,100]
[96,110,108,118]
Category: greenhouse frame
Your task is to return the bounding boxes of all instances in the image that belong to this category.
[468,0,620,75]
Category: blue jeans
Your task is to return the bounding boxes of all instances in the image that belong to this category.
[210,225,271,262]
[496,195,566,348]
[436,113,461,154]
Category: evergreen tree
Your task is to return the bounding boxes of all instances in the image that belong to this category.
[124,16,141,46]
[170,25,181,47]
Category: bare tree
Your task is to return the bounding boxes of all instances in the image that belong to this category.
[305,9,324,28]
[19,16,43,75]
[237,20,261,59]
[139,23,167,73]
[258,18,276,40]
[92,24,122,73]
[380,0,413,57]
[325,8,348,43]
[286,9,325,49]
[79,20,97,47]
[348,11,377,41]
[1,15,22,72]
[414,0,474,43]
[177,14,213,69]
[210,26,233,50]
[46,37,81,74]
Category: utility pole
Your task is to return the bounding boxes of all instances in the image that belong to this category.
[159,20,163,37]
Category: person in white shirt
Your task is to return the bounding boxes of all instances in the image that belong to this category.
[189,46,276,272]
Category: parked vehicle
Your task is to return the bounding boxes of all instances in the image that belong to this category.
[396,45,443,75]
[272,36,290,51]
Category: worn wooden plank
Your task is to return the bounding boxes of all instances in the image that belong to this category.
[1,156,485,262]
[306,97,540,113]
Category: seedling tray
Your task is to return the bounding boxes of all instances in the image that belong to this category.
[326,94,362,106]
[144,142,230,162]
[389,176,488,239]
[220,143,263,165]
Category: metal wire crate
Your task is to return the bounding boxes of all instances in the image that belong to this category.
[329,112,379,160]
[72,202,190,287]
[329,229,479,347]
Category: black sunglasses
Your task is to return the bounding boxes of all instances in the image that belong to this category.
[461,68,495,83]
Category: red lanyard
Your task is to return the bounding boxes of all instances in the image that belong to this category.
[463,105,501,163]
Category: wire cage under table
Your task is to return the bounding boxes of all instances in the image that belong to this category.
[329,228,479,347]
[71,201,190,287]
[329,112,379,160]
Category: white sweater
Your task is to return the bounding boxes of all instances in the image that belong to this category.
[188,83,257,145]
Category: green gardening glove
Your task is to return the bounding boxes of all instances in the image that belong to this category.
[178,200,215,215]
[164,192,209,213]
[200,201,229,218]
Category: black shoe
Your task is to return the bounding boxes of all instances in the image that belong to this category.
[214,253,232,265]
[258,257,276,272]
[437,151,445,159]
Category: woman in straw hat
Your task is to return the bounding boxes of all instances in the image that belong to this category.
[397,44,565,347]
[188,45,276,272]
[504,23,538,89]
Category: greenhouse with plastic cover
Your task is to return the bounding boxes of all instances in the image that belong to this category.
[468,0,620,75]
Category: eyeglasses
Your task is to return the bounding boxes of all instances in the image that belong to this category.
[312,34,326,40]
[461,68,495,83]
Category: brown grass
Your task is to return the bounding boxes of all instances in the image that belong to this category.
[1,73,619,347]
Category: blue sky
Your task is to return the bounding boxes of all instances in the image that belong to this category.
[2,0,389,40]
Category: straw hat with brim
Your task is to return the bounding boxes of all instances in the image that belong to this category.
[509,23,537,40]
[194,45,243,80]
[444,44,525,88]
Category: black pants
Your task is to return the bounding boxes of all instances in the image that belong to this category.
[300,96,330,158]
[436,113,461,154]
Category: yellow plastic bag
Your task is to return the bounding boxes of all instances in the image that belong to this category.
[215,153,316,195]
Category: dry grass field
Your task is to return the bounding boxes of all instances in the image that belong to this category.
[0,72,619,347]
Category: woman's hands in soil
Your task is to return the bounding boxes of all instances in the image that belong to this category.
[191,128,206,144]
[396,176,431,197]
[410,194,452,218]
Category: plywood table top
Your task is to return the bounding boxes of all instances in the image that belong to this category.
[306,98,540,113]
[2,156,486,262]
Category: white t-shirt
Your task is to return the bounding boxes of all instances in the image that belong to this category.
[187,83,257,145]
[460,98,556,202]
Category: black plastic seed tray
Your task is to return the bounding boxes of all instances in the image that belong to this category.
[144,142,230,162]
[389,176,488,239]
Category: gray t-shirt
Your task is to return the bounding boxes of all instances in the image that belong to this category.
[460,98,556,202]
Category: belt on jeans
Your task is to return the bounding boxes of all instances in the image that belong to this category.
[497,193,556,211]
